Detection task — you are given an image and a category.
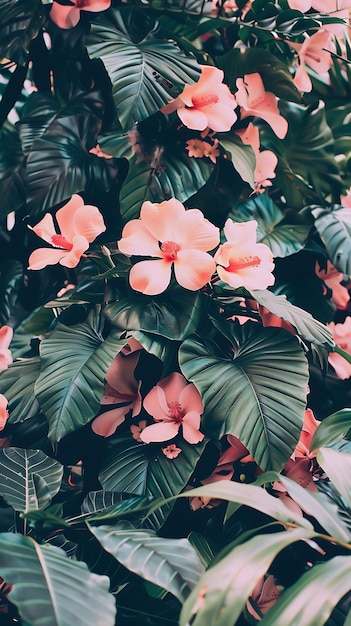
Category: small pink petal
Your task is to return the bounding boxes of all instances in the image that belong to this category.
[175,249,216,290]
[56,195,85,243]
[139,420,180,443]
[31,213,57,244]
[129,259,172,295]
[182,411,205,444]
[92,407,129,437]
[28,248,71,270]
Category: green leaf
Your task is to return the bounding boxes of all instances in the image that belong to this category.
[78,491,157,524]
[245,288,334,348]
[317,447,351,511]
[260,556,351,626]
[104,285,204,341]
[99,433,207,530]
[0,0,44,65]
[0,258,23,325]
[0,124,26,217]
[87,9,200,130]
[311,409,351,450]
[0,357,41,423]
[0,532,116,626]
[89,520,205,602]
[312,205,351,276]
[219,137,255,189]
[120,151,211,223]
[179,323,308,471]
[22,504,69,534]
[0,448,63,513]
[179,528,315,626]
[179,480,313,529]
[188,532,215,568]
[35,314,126,443]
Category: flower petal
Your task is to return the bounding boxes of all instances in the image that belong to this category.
[139,420,180,443]
[175,249,216,290]
[59,235,89,268]
[92,406,129,437]
[0,326,13,352]
[56,195,85,242]
[118,219,161,257]
[31,213,57,244]
[72,204,106,243]
[199,103,237,133]
[174,209,219,252]
[28,248,71,270]
[179,381,204,415]
[129,259,172,295]
[143,385,170,422]
[140,199,185,242]
[182,411,205,444]
[177,107,209,131]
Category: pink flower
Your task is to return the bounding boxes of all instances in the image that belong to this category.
[130,419,147,442]
[283,457,318,492]
[89,144,113,159]
[247,575,282,620]
[236,123,278,193]
[49,0,111,29]
[92,337,142,437]
[294,408,320,459]
[28,195,106,270]
[162,443,182,459]
[0,326,13,372]
[327,317,351,379]
[118,199,219,295]
[185,139,208,159]
[235,73,288,139]
[315,261,350,310]
[0,395,9,432]
[214,219,275,290]
[140,372,205,444]
[161,66,237,133]
[287,30,335,93]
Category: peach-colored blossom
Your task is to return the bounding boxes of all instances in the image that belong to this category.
[89,144,113,159]
[247,575,282,620]
[118,199,219,295]
[315,261,350,310]
[236,123,278,192]
[162,443,182,459]
[140,372,205,444]
[294,408,320,459]
[185,139,208,159]
[28,195,106,270]
[283,457,319,492]
[0,326,13,372]
[0,395,9,431]
[327,317,351,379]
[161,65,237,133]
[214,219,275,290]
[92,337,142,437]
[49,0,111,29]
[130,419,147,442]
[235,73,288,139]
[287,30,335,93]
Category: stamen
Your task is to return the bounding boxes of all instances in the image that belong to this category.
[51,234,73,250]
[229,256,261,271]
[161,240,180,261]
[192,93,219,108]
[168,401,184,422]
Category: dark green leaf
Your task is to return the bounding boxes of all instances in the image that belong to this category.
[0,0,44,65]
[0,124,26,217]
[312,205,351,276]
[311,409,351,450]
[0,357,41,423]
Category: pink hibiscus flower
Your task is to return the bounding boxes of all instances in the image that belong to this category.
[247,575,282,620]
[287,30,335,93]
[214,219,275,290]
[315,260,350,310]
[50,0,111,29]
[235,73,288,139]
[140,372,205,445]
[161,65,237,133]
[28,195,106,270]
[236,122,278,192]
[118,198,219,295]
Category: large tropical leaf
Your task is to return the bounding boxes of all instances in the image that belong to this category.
[0,533,116,626]
[179,322,308,471]
[104,285,204,340]
[0,448,63,513]
[99,433,207,530]
[0,0,44,65]
[0,357,41,423]
[179,528,315,626]
[119,150,211,223]
[0,124,26,217]
[312,205,351,276]
[260,555,351,626]
[87,9,201,130]
[89,520,205,602]
[79,490,157,524]
[244,288,334,348]
[34,312,126,443]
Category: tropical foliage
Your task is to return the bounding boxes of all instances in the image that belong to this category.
[1,0,351,624]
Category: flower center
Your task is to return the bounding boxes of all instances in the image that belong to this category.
[228,256,261,271]
[192,93,219,108]
[51,234,73,250]
[161,240,180,262]
[168,401,185,422]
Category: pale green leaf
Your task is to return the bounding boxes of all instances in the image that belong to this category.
[311,409,351,449]
[317,447,351,511]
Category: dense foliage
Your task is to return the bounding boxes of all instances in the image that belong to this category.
[1,0,351,624]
